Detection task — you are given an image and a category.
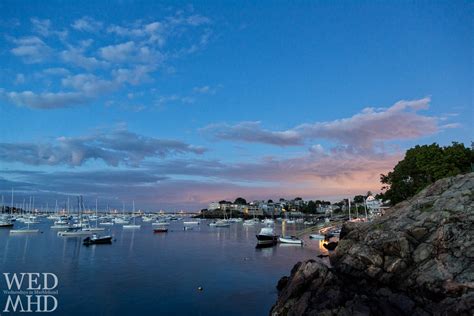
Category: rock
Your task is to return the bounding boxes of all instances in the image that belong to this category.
[272,173,474,315]
[323,241,338,251]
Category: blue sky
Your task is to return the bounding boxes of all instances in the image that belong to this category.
[0,1,472,210]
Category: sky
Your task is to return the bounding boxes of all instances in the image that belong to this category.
[0,1,472,211]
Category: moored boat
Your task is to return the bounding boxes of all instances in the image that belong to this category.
[279,236,303,245]
[153,227,168,233]
[256,227,278,244]
[309,234,325,240]
[83,234,112,245]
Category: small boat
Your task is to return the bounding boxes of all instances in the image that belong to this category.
[214,220,230,227]
[285,219,296,224]
[256,227,278,244]
[208,221,217,227]
[99,221,114,226]
[123,224,141,229]
[10,228,39,234]
[183,221,200,225]
[279,236,303,245]
[243,220,256,226]
[153,227,168,233]
[183,226,194,231]
[50,224,70,229]
[309,234,325,240]
[152,221,169,226]
[83,234,112,245]
[58,228,93,237]
[0,221,14,228]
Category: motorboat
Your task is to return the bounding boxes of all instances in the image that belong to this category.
[256,227,278,244]
[309,234,325,240]
[279,236,303,245]
[83,234,112,245]
[285,219,296,224]
[153,227,168,233]
[183,221,199,225]
[183,226,194,231]
[0,220,14,228]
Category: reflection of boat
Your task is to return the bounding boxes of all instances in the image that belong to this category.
[309,234,325,240]
[256,227,278,244]
[83,234,112,245]
[279,236,303,245]
[255,242,275,249]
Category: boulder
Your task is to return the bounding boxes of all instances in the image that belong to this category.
[271,173,474,315]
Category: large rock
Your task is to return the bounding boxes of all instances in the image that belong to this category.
[271,173,474,315]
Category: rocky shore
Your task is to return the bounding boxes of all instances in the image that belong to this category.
[271,173,474,315]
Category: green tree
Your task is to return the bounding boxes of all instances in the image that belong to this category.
[380,142,473,204]
[234,197,247,205]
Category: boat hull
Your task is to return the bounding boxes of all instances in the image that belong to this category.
[256,234,278,244]
[279,237,303,244]
[83,236,112,245]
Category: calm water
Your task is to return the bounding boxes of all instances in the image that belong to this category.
[0,218,328,315]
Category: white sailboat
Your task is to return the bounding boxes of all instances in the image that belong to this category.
[123,201,141,229]
[10,190,39,234]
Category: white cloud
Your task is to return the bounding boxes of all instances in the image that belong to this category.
[71,16,103,32]
[202,97,447,150]
[10,36,52,63]
[1,90,91,109]
[14,74,26,85]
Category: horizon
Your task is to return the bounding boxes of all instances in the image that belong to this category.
[0,1,472,211]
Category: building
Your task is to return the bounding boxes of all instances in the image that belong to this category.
[208,202,220,210]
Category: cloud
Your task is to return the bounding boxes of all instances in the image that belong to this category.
[60,48,109,70]
[42,67,70,76]
[10,36,52,63]
[201,121,303,146]
[99,41,164,65]
[14,74,25,85]
[0,128,206,167]
[1,90,91,109]
[31,18,68,39]
[202,98,445,149]
[193,85,218,95]
[71,17,103,32]
[0,147,400,210]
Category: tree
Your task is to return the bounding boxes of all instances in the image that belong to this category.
[380,142,473,204]
[234,197,247,205]
[267,199,273,203]
[353,195,365,204]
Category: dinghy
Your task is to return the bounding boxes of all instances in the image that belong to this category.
[279,236,303,245]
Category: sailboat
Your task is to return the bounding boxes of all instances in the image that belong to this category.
[83,199,104,232]
[123,201,141,229]
[10,190,39,234]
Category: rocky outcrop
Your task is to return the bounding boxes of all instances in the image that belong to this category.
[272,173,474,316]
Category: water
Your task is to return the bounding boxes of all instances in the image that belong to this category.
[0,219,328,315]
